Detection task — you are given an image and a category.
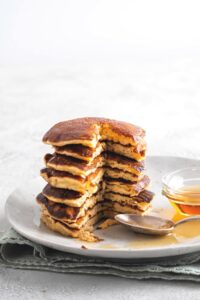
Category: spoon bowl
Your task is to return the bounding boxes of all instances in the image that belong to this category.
[115,214,175,235]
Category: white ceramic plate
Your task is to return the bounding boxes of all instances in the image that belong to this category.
[5,156,200,259]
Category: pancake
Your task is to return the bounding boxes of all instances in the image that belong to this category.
[105,189,154,203]
[106,201,149,215]
[42,202,109,229]
[105,152,144,175]
[55,142,105,162]
[104,190,154,212]
[41,210,103,242]
[103,207,147,220]
[37,191,104,221]
[55,141,145,162]
[106,141,146,161]
[43,119,100,147]
[44,153,104,177]
[43,117,145,147]
[105,167,143,182]
[40,167,104,192]
[42,184,102,207]
[105,175,150,196]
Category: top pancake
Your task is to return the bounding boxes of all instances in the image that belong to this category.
[43,117,145,147]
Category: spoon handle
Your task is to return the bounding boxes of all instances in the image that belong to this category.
[175,215,200,226]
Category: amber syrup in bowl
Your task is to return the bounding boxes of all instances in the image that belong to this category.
[162,168,200,216]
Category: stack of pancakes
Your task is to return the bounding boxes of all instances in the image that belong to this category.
[36,118,154,242]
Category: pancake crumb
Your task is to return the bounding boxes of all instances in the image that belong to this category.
[81,245,88,249]
[78,230,103,242]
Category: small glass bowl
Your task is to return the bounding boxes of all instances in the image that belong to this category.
[162,168,200,216]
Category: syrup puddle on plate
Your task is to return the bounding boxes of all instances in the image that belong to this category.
[127,234,177,249]
[100,244,118,249]
[128,219,200,249]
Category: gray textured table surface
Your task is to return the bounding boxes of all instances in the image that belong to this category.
[1,63,200,299]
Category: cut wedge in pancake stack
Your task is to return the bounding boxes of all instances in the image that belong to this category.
[36,117,154,242]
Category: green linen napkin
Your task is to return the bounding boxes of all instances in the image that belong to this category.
[1,228,200,282]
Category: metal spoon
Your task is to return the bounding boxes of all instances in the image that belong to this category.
[115,214,200,236]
